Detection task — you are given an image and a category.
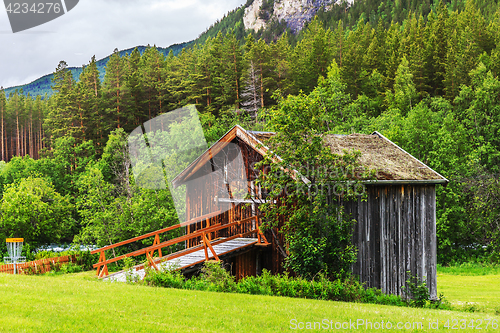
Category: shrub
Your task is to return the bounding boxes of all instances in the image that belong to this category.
[75,251,99,271]
[60,263,83,274]
[200,261,236,292]
[144,262,409,307]
[402,273,429,308]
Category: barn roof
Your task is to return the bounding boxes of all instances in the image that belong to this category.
[325,132,448,183]
[172,126,448,187]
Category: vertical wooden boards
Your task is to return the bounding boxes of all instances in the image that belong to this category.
[347,184,438,297]
[234,249,257,280]
[427,186,437,299]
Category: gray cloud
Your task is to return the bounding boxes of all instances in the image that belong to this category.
[0,0,246,88]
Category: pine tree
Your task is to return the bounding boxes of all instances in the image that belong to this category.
[77,56,103,146]
[140,46,166,122]
[32,95,45,159]
[269,32,294,97]
[45,61,79,144]
[428,1,451,96]
[103,49,130,131]
[406,14,430,98]
[384,21,402,92]
[7,91,25,156]
[292,18,333,94]
[341,19,373,98]
[176,47,204,108]
[332,20,345,69]
[126,48,146,127]
[222,30,243,109]
[244,36,273,108]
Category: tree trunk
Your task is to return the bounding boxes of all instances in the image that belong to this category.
[233,49,239,109]
[116,79,120,128]
[259,62,265,108]
[16,113,20,156]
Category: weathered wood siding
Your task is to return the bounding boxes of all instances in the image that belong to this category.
[184,138,263,247]
[344,184,437,299]
[233,249,257,280]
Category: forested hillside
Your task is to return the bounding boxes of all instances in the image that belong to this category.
[1,0,499,264]
[2,43,192,98]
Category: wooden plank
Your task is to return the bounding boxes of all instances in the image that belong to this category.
[420,186,425,283]
[410,186,417,286]
[379,186,386,294]
[427,185,437,299]
[372,187,381,290]
[397,185,402,296]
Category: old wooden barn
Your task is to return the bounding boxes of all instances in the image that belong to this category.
[171,125,448,298]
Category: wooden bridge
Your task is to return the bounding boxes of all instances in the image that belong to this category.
[91,214,269,281]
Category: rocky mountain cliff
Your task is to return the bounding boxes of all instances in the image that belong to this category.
[243,0,346,33]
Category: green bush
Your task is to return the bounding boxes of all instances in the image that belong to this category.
[144,262,407,307]
[75,250,99,271]
[60,263,83,274]
[402,274,430,308]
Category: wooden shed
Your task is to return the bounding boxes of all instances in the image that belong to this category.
[172,126,448,298]
[326,132,448,299]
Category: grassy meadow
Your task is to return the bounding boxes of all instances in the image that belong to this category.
[0,269,498,332]
[436,264,500,315]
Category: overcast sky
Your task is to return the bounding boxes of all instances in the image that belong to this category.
[0,0,246,88]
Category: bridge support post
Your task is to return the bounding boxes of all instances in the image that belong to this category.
[202,232,220,261]
[146,252,159,271]
[151,234,162,258]
[97,251,109,278]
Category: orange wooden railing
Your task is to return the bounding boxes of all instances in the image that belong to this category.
[0,255,77,275]
[92,214,269,278]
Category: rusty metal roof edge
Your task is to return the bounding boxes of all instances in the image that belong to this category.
[371,131,449,183]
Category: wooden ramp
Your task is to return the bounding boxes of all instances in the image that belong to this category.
[103,237,257,282]
[92,215,269,281]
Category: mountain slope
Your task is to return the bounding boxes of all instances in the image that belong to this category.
[3,42,191,98]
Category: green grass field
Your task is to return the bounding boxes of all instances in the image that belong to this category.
[437,262,500,276]
[0,270,499,332]
[436,264,500,315]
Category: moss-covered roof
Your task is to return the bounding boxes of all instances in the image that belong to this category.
[323,133,445,181]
